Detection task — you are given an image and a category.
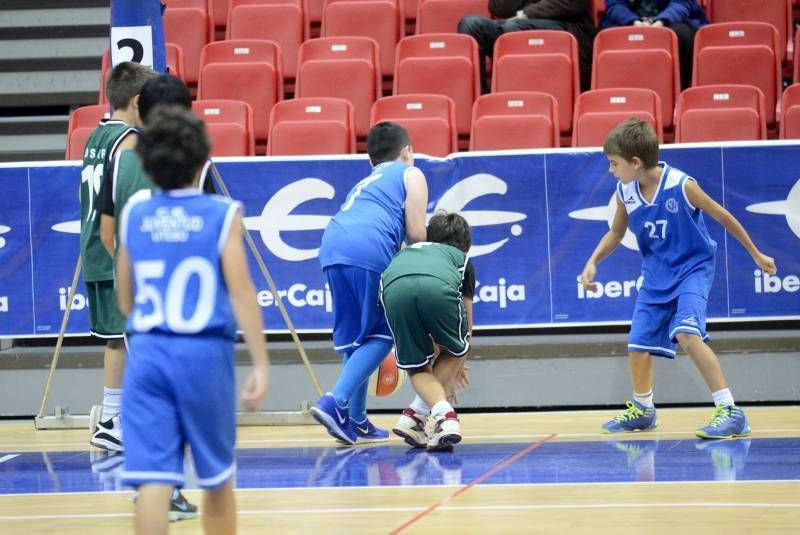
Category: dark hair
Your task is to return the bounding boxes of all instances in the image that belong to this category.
[105,62,157,111]
[426,212,471,253]
[138,74,192,124]
[603,117,660,169]
[136,106,210,190]
[366,122,411,165]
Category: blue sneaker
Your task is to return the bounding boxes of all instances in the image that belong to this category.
[310,393,357,445]
[695,405,751,439]
[602,400,657,433]
[339,418,390,444]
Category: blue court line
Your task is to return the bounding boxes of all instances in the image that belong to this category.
[1,437,798,495]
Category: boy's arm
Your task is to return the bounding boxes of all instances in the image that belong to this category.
[97,160,116,257]
[115,244,133,316]
[111,131,137,160]
[100,215,115,258]
[581,195,628,290]
[404,167,428,244]
[221,210,270,411]
[685,180,777,274]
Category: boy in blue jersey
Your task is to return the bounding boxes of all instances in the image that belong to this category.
[311,122,428,445]
[580,118,777,439]
[115,106,269,534]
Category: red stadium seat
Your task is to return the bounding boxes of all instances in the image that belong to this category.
[706,0,792,62]
[163,0,214,41]
[197,40,284,145]
[163,3,211,85]
[296,36,381,138]
[371,94,457,156]
[209,0,231,38]
[572,88,663,147]
[66,104,110,160]
[794,28,800,83]
[192,99,256,156]
[470,91,559,151]
[675,84,766,142]
[227,0,309,86]
[592,26,679,129]
[99,44,185,105]
[415,0,489,35]
[322,0,404,78]
[394,33,480,136]
[268,97,356,155]
[780,84,800,139]
[492,30,579,135]
[693,22,781,126]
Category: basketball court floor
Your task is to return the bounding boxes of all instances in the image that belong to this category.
[0,406,798,533]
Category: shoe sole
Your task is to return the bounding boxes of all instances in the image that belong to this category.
[90,437,124,452]
[393,428,427,448]
[335,435,390,445]
[168,511,199,522]
[695,429,751,440]
[310,407,356,445]
[601,423,658,434]
[427,432,462,451]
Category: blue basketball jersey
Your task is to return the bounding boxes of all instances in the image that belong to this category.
[121,191,240,338]
[319,161,411,272]
[618,162,717,303]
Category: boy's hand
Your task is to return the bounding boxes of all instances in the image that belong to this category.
[754,252,777,275]
[241,367,268,412]
[580,263,598,291]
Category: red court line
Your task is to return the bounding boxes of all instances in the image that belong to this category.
[390,433,558,534]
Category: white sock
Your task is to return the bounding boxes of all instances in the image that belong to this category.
[712,388,735,407]
[634,390,654,408]
[102,387,122,420]
[409,395,430,415]
[431,400,454,418]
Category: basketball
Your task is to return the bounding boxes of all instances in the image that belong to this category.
[367,348,407,397]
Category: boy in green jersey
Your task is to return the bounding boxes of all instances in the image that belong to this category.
[380,212,474,450]
[81,62,155,452]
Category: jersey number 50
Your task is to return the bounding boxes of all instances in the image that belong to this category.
[132,257,216,333]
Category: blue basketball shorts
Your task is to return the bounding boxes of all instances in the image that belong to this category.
[324,264,392,354]
[120,333,237,490]
[628,292,710,359]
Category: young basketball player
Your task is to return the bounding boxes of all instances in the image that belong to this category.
[310,122,428,445]
[580,118,777,439]
[81,61,156,452]
[381,212,474,450]
[116,106,269,534]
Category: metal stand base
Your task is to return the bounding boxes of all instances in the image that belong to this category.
[34,401,316,429]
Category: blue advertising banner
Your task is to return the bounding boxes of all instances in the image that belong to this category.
[0,142,798,338]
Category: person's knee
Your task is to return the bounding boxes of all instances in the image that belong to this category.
[458,14,488,35]
[675,332,701,351]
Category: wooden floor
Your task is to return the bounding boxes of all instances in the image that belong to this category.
[1,406,798,534]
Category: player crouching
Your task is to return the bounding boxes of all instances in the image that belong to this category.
[381,212,474,450]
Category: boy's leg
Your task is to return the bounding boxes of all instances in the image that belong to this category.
[134,484,172,535]
[89,280,127,451]
[603,299,673,433]
[203,480,236,535]
[670,293,749,439]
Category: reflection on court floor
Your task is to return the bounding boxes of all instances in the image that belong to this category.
[2,437,797,495]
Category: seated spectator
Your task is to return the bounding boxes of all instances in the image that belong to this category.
[458,0,597,93]
[602,0,708,89]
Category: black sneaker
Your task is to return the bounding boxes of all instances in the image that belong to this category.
[90,416,123,452]
[169,489,199,522]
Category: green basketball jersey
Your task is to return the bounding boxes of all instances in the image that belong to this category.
[382,242,467,291]
[80,119,135,281]
[112,149,157,241]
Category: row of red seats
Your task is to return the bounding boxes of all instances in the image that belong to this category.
[68,80,798,159]
[162,0,798,91]
[100,22,787,144]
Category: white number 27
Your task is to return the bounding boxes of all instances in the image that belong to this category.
[644,220,668,239]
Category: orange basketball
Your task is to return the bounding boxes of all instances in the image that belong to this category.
[367,348,407,397]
